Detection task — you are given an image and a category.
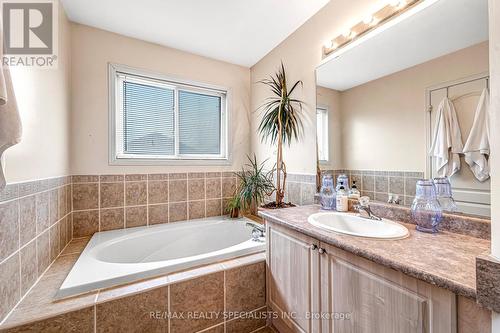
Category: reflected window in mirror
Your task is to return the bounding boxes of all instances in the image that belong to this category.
[316,107,329,163]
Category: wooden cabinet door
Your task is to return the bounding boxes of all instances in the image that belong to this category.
[266,222,321,333]
[319,243,456,333]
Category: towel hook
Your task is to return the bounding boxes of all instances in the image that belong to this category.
[486,78,489,91]
[446,87,449,98]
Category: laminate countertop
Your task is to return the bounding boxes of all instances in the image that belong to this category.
[258,205,491,300]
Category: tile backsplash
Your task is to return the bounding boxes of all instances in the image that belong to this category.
[321,169,425,206]
[0,176,72,322]
[71,172,238,237]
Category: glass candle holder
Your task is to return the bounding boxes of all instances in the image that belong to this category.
[433,177,457,212]
[411,179,443,233]
[320,174,336,210]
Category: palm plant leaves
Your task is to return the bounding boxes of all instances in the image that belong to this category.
[258,62,304,145]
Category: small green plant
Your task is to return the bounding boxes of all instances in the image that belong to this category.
[236,154,275,216]
[225,195,241,218]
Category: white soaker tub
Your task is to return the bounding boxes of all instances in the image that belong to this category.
[57,216,265,299]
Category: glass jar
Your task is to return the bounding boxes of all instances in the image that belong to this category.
[411,179,443,233]
[336,174,350,191]
[433,177,457,212]
[320,175,336,210]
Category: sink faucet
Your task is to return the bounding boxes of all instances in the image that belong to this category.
[246,222,265,241]
[354,196,382,221]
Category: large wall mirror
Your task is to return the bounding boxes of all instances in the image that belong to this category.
[315,0,490,217]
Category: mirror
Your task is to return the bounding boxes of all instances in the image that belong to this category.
[315,0,490,217]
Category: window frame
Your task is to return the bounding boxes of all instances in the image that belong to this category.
[108,63,231,166]
[316,105,329,163]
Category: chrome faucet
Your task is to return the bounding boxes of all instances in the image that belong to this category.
[246,222,265,241]
[354,196,382,221]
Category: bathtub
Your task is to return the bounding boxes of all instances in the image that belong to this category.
[56,216,266,299]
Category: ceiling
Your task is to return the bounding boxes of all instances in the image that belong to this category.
[61,0,330,67]
[316,0,489,91]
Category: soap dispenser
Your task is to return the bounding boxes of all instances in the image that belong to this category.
[348,181,360,199]
[336,181,348,212]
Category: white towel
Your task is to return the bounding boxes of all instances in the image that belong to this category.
[463,88,490,182]
[429,97,463,177]
[0,28,22,189]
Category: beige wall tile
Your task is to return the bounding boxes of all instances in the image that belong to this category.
[125,174,147,181]
[226,262,266,313]
[0,253,20,322]
[170,272,224,332]
[58,187,67,219]
[49,223,60,262]
[72,183,98,210]
[148,181,169,204]
[0,200,19,262]
[72,210,99,237]
[100,182,124,208]
[72,175,99,183]
[36,230,50,275]
[169,202,187,222]
[19,196,36,246]
[148,204,168,225]
[125,181,147,206]
[100,175,124,182]
[206,178,221,199]
[169,180,187,202]
[188,201,205,220]
[188,179,205,201]
[49,189,59,224]
[20,240,38,296]
[96,287,167,333]
[169,173,187,180]
[100,208,124,231]
[125,206,147,228]
[59,216,68,250]
[206,199,222,217]
[226,308,267,333]
[148,173,169,181]
[3,307,95,333]
[222,177,236,198]
[36,192,50,234]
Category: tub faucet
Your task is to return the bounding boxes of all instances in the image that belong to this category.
[354,196,382,221]
[246,222,265,241]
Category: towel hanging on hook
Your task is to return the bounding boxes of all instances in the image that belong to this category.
[429,97,463,177]
[463,88,490,182]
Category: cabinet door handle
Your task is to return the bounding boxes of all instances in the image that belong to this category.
[318,248,326,254]
[311,244,318,250]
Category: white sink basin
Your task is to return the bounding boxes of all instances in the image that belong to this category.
[308,212,409,239]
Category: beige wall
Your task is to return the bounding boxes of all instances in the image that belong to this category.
[316,86,341,170]
[70,24,251,175]
[250,0,386,175]
[338,41,489,172]
[4,1,71,183]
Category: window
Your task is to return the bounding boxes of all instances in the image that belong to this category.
[109,64,228,164]
[316,107,329,162]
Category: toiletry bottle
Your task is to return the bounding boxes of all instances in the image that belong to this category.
[320,175,336,210]
[336,181,348,212]
[348,181,360,199]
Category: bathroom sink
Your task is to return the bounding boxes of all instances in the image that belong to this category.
[308,212,409,239]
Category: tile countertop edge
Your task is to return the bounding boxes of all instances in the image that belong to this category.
[258,208,479,300]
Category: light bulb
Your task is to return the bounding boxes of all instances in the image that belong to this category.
[323,40,333,49]
[342,30,352,38]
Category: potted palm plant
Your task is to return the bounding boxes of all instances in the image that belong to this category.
[258,62,304,208]
[228,154,275,216]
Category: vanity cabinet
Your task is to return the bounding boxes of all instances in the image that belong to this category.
[266,222,457,333]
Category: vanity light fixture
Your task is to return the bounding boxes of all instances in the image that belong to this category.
[323,0,420,56]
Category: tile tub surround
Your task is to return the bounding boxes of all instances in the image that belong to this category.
[0,236,267,333]
[0,176,73,323]
[258,205,491,300]
[321,169,424,206]
[72,172,238,237]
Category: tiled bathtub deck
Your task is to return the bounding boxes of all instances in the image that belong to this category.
[0,237,268,333]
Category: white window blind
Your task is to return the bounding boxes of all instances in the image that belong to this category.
[317,107,329,162]
[110,65,228,163]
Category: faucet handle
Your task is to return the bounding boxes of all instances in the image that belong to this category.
[359,196,370,207]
